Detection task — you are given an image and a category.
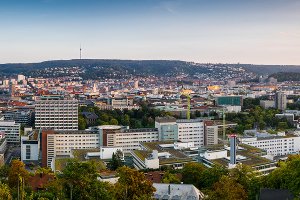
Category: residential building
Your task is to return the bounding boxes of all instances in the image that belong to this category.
[275,92,287,110]
[35,95,78,130]
[81,112,98,126]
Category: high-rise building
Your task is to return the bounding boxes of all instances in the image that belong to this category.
[35,96,78,130]
[204,121,219,146]
[275,91,287,110]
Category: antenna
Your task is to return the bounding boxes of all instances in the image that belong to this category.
[80,44,82,59]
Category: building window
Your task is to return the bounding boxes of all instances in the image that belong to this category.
[26,145,31,160]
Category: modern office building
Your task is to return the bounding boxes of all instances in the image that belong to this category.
[35,96,78,130]
[215,96,243,106]
[155,117,178,141]
[275,92,287,110]
[21,130,40,162]
[4,110,34,125]
[0,121,20,143]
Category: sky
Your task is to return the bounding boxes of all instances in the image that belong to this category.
[0,0,299,65]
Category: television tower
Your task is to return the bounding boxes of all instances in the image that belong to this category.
[80,45,82,59]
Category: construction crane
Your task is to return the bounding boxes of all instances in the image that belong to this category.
[223,107,226,141]
[181,89,192,120]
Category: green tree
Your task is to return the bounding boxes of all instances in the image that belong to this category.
[115,166,155,200]
[58,159,113,200]
[109,118,119,125]
[206,176,247,200]
[162,171,180,184]
[109,150,124,170]
[78,115,87,130]
[0,183,12,200]
[264,155,300,196]
[182,163,205,188]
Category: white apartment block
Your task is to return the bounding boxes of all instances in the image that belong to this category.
[35,96,78,130]
[0,121,20,143]
[239,135,300,156]
[177,119,204,147]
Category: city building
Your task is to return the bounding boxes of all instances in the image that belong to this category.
[4,110,34,125]
[155,117,205,147]
[215,96,243,106]
[153,183,204,200]
[199,144,277,175]
[0,121,20,144]
[239,132,300,156]
[204,121,219,146]
[131,141,195,170]
[93,125,159,152]
[260,100,275,109]
[21,130,40,163]
[275,92,287,110]
[81,112,98,126]
[35,95,78,130]
[41,129,100,167]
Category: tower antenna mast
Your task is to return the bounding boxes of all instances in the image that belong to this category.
[80,44,82,60]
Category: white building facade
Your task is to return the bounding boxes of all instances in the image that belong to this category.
[239,136,300,156]
[0,121,20,143]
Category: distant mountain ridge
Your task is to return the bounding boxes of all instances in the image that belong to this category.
[0,59,300,79]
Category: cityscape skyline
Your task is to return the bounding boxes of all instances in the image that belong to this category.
[0,0,300,65]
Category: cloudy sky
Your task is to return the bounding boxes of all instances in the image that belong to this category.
[0,0,299,64]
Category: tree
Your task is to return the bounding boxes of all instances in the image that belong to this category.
[207,176,247,200]
[264,155,300,196]
[0,183,12,200]
[8,160,29,188]
[182,163,206,189]
[115,166,155,200]
[78,115,87,130]
[229,164,261,200]
[8,160,29,200]
[57,159,113,200]
[109,150,124,170]
[162,171,180,184]
[109,118,119,125]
